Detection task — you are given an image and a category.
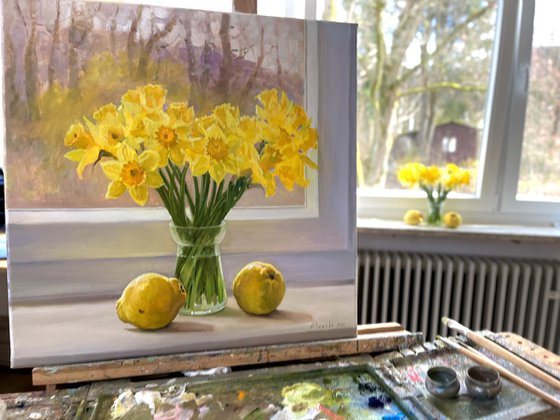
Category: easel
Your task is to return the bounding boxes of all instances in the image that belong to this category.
[32,323,421,392]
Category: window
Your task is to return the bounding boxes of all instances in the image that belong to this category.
[442,137,457,154]
[318,0,560,225]
[516,1,560,202]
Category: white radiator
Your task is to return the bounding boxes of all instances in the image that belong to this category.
[357,251,560,354]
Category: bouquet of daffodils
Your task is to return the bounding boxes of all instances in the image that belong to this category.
[64,85,318,314]
[397,162,470,225]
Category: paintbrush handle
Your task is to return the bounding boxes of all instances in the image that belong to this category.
[466,331,560,391]
[454,341,560,409]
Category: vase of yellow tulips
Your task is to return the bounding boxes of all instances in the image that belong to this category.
[64,85,318,315]
[397,162,470,226]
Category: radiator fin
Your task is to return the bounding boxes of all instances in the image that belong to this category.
[357,251,560,354]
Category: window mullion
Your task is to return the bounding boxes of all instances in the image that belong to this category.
[473,0,521,214]
[498,0,535,213]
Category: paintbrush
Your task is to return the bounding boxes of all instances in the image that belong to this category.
[437,336,560,409]
[442,317,560,391]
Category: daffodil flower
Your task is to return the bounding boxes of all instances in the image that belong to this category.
[253,89,318,195]
[144,103,196,167]
[100,145,163,206]
[63,122,101,179]
[190,121,241,183]
[120,84,167,120]
[189,107,243,184]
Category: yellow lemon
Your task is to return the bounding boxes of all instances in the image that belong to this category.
[233,262,285,315]
[403,209,424,225]
[443,211,462,228]
[116,273,186,329]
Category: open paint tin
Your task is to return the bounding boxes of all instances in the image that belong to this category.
[465,366,502,399]
[425,366,461,398]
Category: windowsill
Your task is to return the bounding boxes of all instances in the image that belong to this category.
[357,218,560,243]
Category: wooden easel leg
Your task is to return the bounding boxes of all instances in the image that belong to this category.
[45,384,56,393]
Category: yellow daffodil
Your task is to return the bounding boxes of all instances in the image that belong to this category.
[189,113,242,183]
[236,116,261,172]
[443,164,471,189]
[397,162,424,188]
[144,103,196,167]
[64,85,319,224]
[100,144,163,206]
[251,144,282,196]
[63,122,101,178]
[254,89,318,195]
[398,161,471,192]
[120,84,167,120]
[92,103,143,152]
[420,165,441,186]
[213,103,240,130]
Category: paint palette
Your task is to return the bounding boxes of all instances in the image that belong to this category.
[3,346,558,419]
[3,357,414,419]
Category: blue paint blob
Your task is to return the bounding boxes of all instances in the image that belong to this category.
[382,414,405,420]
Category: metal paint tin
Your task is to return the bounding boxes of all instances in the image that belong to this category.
[425,366,460,398]
[465,366,502,399]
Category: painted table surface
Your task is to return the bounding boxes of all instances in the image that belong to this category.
[10,284,355,367]
[2,337,560,420]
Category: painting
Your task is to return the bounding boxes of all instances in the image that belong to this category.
[2,0,357,368]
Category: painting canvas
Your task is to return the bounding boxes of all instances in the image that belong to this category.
[2,0,357,368]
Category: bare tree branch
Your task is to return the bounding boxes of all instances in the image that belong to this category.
[392,4,492,88]
[138,14,178,78]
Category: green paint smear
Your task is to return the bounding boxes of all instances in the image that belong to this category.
[281,382,349,414]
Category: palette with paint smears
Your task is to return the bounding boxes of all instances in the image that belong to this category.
[4,347,559,419]
[3,357,418,419]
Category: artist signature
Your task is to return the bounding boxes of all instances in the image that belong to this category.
[309,320,347,330]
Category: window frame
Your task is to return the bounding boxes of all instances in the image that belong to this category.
[354,0,560,226]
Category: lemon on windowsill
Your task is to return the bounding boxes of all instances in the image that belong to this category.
[443,211,463,229]
[403,209,424,225]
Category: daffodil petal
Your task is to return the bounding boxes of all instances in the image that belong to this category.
[117,144,138,162]
[129,185,149,206]
[209,163,226,184]
[64,149,85,162]
[146,171,164,188]
[300,154,318,170]
[190,156,210,177]
[169,147,185,166]
[76,147,101,179]
[139,150,160,171]
[106,179,126,199]
[100,160,122,180]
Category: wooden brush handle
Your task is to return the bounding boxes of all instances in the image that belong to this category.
[467,331,560,391]
[456,343,560,409]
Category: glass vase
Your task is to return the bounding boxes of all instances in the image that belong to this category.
[169,222,227,315]
[427,199,444,225]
